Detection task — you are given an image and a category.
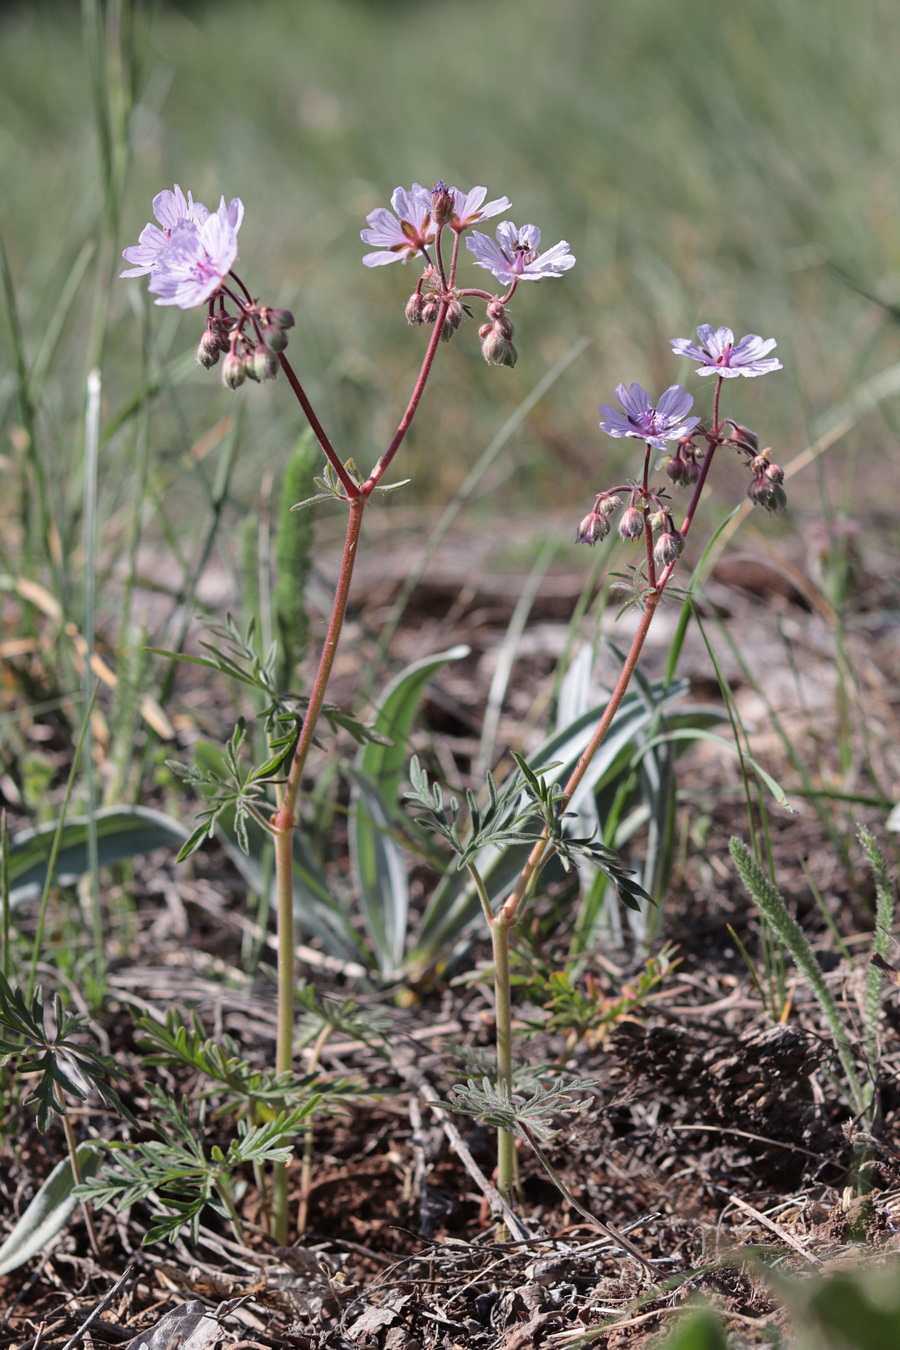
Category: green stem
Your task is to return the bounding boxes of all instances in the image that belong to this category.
[490,911,516,1203]
[267,308,449,1242]
[214,1177,248,1248]
[298,1021,332,1234]
[60,1100,100,1257]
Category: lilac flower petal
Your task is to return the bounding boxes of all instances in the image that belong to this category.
[148,201,239,309]
[361,185,435,266]
[599,407,639,438]
[467,221,574,282]
[617,383,653,421]
[120,185,237,282]
[121,224,170,277]
[670,323,782,378]
[449,185,511,230]
[600,382,699,449]
[657,384,694,421]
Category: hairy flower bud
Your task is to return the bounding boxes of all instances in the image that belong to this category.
[211,311,234,351]
[481,329,518,367]
[196,327,221,369]
[260,323,288,353]
[486,300,515,339]
[618,506,644,539]
[221,351,246,390]
[648,510,668,533]
[653,530,684,566]
[576,511,609,546]
[731,422,759,451]
[251,342,278,381]
[748,473,787,512]
[666,450,700,486]
[431,180,454,226]
[406,292,425,325]
[441,299,464,335]
[267,307,295,331]
[598,493,622,516]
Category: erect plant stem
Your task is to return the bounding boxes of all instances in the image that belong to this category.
[268,307,448,1243]
[278,353,359,498]
[61,1103,101,1258]
[298,1021,333,1235]
[491,910,516,1203]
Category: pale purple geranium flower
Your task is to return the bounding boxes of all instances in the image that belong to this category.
[120,184,211,278]
[361,183,436,266]
[671,325,782,378]
[447,185,510,232]
[600,384,701,451]
[147,197,243,308]
[466,222,575,282]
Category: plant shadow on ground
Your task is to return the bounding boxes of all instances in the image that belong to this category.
[1,515,899,1350]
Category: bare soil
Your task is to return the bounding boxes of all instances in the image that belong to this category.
[2,518,900,1349]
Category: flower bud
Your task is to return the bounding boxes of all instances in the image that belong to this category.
[481,329,518,367]
[431,180,454,226]
[666,450,699,487]
[598,493,622,516]
[653,530,684,566]
[260,324,288,353]
[406,292,425,325]
[731,422,759,451]
[648,510,668,533]
[765,461,784,484]
[486,301,515,338]
[251,342,279,381]
[576,511,609,546]
[441,299,464,334]
[211,311,234,350]
[267,307,295,331]
[221,351,246,390]
[748,473,787,512]
[618,507,644,539]
[421,300,438,323]
[196,327,221,369]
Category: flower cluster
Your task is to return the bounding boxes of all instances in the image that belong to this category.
[122,185,295,388]
[577,324,785,578]
[361,181,575,366]
[122,186,243,309]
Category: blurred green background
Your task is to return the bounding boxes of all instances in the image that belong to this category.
[2,0,900,526]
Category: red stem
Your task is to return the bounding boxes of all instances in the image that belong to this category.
[363,302,449,492]
[278,353,360,499]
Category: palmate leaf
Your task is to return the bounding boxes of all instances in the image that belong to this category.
[78,1095,319,1246]
[440,1075,602,1141]
[0,975,136,1131]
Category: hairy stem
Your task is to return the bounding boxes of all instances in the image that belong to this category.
[268,308,448,1241]
[61,1104,101,1257]
[298,1021,332,1234]
[491,911,516,1203]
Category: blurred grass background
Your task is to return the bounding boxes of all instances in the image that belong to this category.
[2,0,900,538]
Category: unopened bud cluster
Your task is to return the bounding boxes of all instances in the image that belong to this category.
[479,300,517,368]
[747,451,786,512]
[197,303,295,390]
[575,488,683,566]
